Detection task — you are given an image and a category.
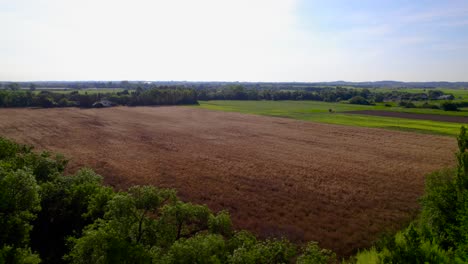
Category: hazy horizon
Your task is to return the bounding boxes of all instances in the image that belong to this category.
[3,80,468,84]
[2,0,468,82]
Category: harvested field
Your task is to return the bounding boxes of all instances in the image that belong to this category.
[348,110,468,123]
[0,106,457,256]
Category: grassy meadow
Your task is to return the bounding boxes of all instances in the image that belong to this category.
[197,100,466,136]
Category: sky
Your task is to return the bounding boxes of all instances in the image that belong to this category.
[1,0,468,82]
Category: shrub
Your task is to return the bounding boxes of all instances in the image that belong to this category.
[380,225,453,264]
[0,246,41,264]
[57,98,71,107]
[420,169,458,247]
[420,102,440,109]
[296,242,336,264]
[353,248,380,264]
[441,101,459,111]
[374,94,385,103]
[349,96,370,105]
[455,101,468,108]
[398,101,416,108]
[0,169,40,247]
[165,234,227,264]
[228,238,297,264]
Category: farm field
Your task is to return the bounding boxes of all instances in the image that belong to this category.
[197,100,466,136]
[0,106,456,256]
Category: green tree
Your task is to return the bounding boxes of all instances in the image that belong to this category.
[0,169,40,247]
[441,101,459,111]
[164,234,227,264]
[374,93,385,103]
[158,201,212,243]
[456,126,468,190]
[296,242,336,264]
[228,238,297,264]
[360,88,371,99]
[349,96,370,105]
[66,186,177,263]
[428,90,444,100]
[0,159,41,264]
[0,246,41,264]
[31,169,109,263]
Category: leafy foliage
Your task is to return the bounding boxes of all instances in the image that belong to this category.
[349,96,371,105]
[296,242,336,264]
[0,88,198,108]
[0,139,42,263]
[31,169,109,263]
[441,101,459,111]
[0,246,41,264]
[0,168,40,247]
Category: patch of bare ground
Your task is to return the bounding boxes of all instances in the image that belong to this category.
[0,106,456,256]
[348,110,468,123]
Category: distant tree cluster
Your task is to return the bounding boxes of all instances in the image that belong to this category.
[397,100,467,111]
[197,85,374,102]
[0,88,198,108]
[0,137,336,264]
[1,82,465,111]
[195,86,462,106]
[348,96,371,105]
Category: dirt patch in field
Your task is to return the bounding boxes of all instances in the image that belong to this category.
[0,106,456,256]
[348,110,468,123]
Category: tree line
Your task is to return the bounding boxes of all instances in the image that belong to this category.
[196,86,372,102]
[0,84,464,111]
[0,88,198,108]
[196,85,460,103]
[197,86,465,109]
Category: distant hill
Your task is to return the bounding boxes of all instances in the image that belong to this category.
[2,80,468,89]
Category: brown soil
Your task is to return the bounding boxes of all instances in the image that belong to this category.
[348,110,468,123]
[0,106,456,256]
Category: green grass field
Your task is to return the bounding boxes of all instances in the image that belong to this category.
[375,103,468,117]
[197,100,466,136]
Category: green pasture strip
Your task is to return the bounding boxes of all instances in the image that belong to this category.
[196,100,464,136]
[198,100,386,113]
[381,106,468,117]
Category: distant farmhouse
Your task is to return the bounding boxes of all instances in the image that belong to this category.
[437,95,455,100]
[92,99,115,108]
